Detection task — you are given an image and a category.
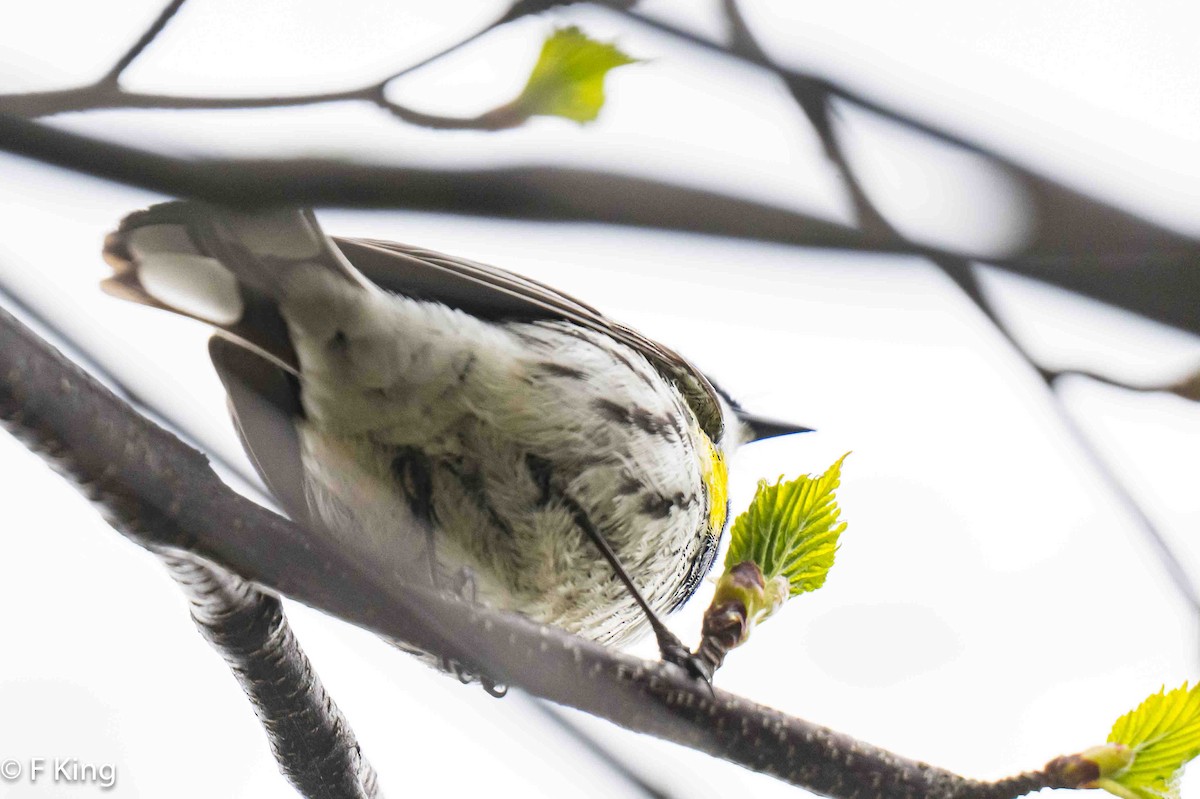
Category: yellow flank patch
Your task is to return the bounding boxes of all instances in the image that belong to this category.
[699,433,729,533]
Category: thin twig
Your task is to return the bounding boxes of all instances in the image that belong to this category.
[605,1,1008,167]
[0,85,522,132]
[934,258,1200,617]
[0,86,374,118]
[530,703,677,799]
[99,0,189,87]
[377,0,565,85]
[0,0,544,120]
[1045,368,1200,401]
[719,0,893,238]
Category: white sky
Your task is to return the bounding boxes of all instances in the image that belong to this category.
[1,1,1199,798]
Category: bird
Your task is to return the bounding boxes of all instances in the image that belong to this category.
[101,201,808,682]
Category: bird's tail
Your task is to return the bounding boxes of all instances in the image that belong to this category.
[102,200,367,372]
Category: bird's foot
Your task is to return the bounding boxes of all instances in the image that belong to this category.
[449,566,479,605]
[655,628,714,691]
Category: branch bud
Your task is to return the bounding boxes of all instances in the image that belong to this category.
[1045,744,1135,788]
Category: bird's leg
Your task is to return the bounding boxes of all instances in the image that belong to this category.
[451,566,479,605]
[557,491,711,684]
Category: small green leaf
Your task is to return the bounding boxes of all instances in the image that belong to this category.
[1101,682,1200,799]
[725,453,849,598]
[512,26,637,124]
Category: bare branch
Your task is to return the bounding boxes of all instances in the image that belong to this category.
[603,2,1200,336]
[934,258,1200,616]
[1,87,525,135]
[0,86,509,133]
[99,0,189,88]
[2,105,1196,338]
[1041,368,1200,401]
[0,87,373,118]
[0,110,867,240]
[0,0,547,120]
[162,554,383,799]
[376,0,573,85]
[718,0,894,238]
[0,287,1072,799]
[606,2,1007,166]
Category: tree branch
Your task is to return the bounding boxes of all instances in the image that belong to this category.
[2,105,1196,338]
[162,554,383,799]
[933,258,1200,615]
[0,86,522,132]
[0,86,373,117]
[719,0,894,239]
[606,1,1025,168]
[0,277,1073,799]
[0,110,870,240]
[707,0,1200,620]
[605,1,1200,336]
[98,0,189,87]
[0,0,549,120]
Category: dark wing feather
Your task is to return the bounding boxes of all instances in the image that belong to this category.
[334,237,727,440]
[208,336,314,530]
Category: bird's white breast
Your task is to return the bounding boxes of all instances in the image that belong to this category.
[281,271,722,645]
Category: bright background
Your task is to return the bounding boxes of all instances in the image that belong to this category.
[1,1,1199,797]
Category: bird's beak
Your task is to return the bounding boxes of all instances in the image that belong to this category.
[735,412,815,443]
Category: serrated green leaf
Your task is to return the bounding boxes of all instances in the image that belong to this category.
[725,453,849,597]
[512,27,637,124]
[1102,682,1200,799]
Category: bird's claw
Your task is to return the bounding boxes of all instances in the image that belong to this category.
[657,634,715,692]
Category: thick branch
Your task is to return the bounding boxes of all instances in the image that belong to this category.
[0,283,1057,799]
[2,108,1196,338]
[0,110,869,242]
[162,554,383,799]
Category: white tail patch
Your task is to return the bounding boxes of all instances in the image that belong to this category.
[122,224,245,326]
[138,252,244,326]
[126,224,196,259]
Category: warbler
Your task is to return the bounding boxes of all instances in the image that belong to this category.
[101,201,806,678]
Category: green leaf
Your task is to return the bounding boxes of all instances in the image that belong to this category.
[725,453,849,598]
[1102,682,1200,799]
[511,27,638,124]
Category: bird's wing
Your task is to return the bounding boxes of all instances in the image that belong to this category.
[208,335,314,530]
[334,237,727,441]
